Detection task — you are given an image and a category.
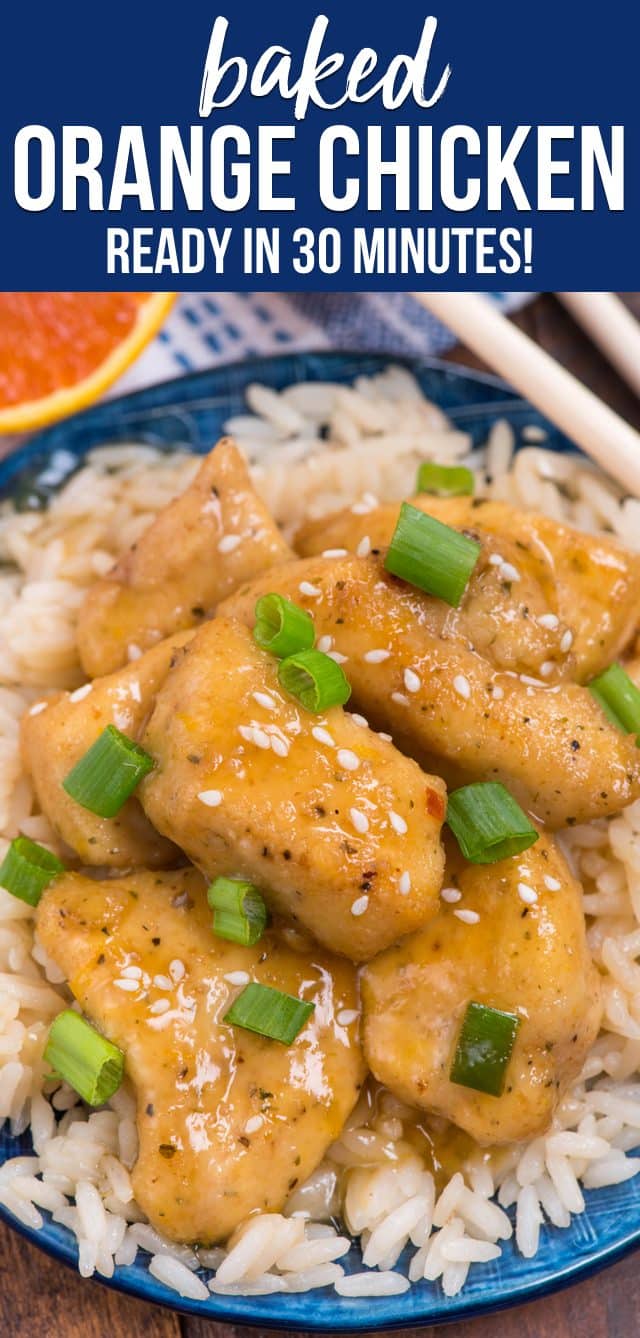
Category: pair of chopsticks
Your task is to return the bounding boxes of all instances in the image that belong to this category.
[413,292,640,496]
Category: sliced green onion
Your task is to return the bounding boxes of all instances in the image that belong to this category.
[208,876,267,946]
[450,1001,521,1097]
[254,593,315,658]
[62,725,154,818]
[44,1009,124,1106]
[278,649,351,713]
[0,837,65,907]
[446,782,539,864]
[224,982,314,1044]
[588,662,640,738]
[384,503,480,607]
[416,462,475,497]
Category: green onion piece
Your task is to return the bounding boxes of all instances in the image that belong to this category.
[254,593,315,658]
[44,1010,124,1106]
[278,649,351,713]
[224,982,314,1044]
[450,1001,521,1097]
[384,502,480,607]
[62,725,154,818]
[588,662,640,738]
[446,782,539,864]
[208,876,267,946]
[416,463,475,497]
[0,837,65,907]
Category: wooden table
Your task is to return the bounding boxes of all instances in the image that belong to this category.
[3,292,640,1338]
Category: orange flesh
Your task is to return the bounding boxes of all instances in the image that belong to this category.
[0,293,151,405]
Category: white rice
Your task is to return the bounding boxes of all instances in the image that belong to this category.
[1,364,640,1304]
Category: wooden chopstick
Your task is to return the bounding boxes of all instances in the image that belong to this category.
[555,293,640,400]
[412,291,640,496]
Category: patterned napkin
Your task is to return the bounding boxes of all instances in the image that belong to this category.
[113,292,535,397]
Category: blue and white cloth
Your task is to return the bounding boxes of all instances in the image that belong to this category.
[114,292,534,398]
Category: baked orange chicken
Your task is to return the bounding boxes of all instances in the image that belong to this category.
[7,435,636,1254]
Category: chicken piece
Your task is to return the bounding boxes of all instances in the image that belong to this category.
[221,555,640,827]
[37,868,365,1243]
[139,617,446,961]
[77,439,293,678]
[21,633,193,867]
[296,495,640,682]
[361,833,602,1144]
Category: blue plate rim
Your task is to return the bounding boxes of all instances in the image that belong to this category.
[4,1198,640,1332]
[0,349,546,495]
[0,349,627,1330]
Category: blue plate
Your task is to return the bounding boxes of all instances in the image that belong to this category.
[0,351,637,1329]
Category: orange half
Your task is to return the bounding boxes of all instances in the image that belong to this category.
[0,292,176,433]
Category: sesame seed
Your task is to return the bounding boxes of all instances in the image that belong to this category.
[252,690,277,711]
[351,895,369,916]
[224,970,251,986]
[364,649,390,663]
[389,811,408,835]
[69,683,93,703]
[349,807,369,834]
[218,534,242,554]
[322,548,348,558]
[350,713,368,728]
[399,872,411,895]
[147,1012,178,1032]
[149,999,170,1015]
[391,691,410,707]
[488,553,504,566]
[312,726,335,748]
[540,661,555,677]
[337,749,360,771]
[198,789,222,807]
[153,974,173,990]
[328,650,348,664]
[238,724,271,750]
[169,959,185,982]
[28,701,47,716]
[356,535,371,558]
[453,909,480,924]
[127,643,142,661]
[518,882,538,904]
[560,629,573,653]
[441,886,462,903]
[544,875,561,891]
[317,635,333,653]
[453,675,471,700]
[244,1115,264,1135]
[404,668,421,693]
[491,684,504,700]
[537,613,559,630]
[498,562,520,582]
[520,674,545,687]
[121,965,142,980]
[270,734,290,757]
[114,978,139,992]
[351,492,379,515]
[378,731,392,742]
[337,1009,359,1026]
[299,581,322,597]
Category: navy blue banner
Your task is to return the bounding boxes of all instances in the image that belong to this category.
[0,0,637,289]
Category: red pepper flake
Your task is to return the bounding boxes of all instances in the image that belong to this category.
[426,787,445,820]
